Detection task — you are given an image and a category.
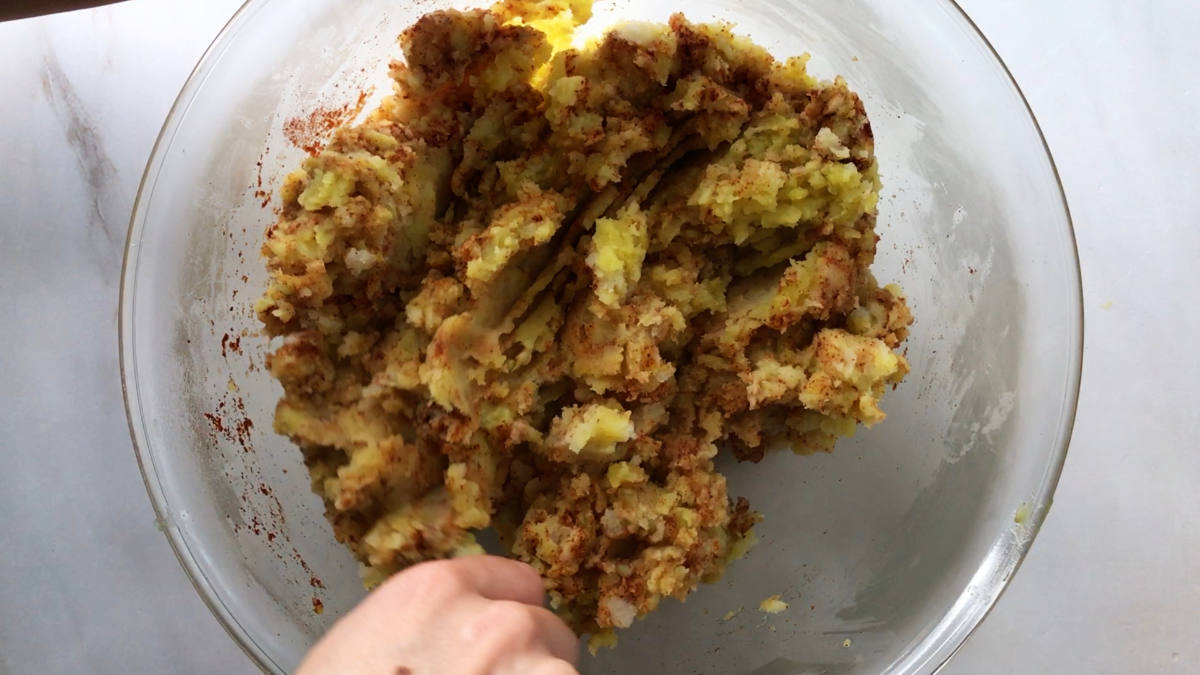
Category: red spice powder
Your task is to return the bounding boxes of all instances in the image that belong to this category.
[283,90,372,156]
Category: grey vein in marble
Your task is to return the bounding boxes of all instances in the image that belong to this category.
[39,29,120,247]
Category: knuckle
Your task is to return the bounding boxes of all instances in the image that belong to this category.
[514,563,545,594]
[490,601,539,638]
[394,561,468,599]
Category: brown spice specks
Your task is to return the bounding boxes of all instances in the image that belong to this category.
[253,146,272,208]
[203,391,255,454]
[220,332,242,358]
[203,412,225,434]
[283,90,373,156]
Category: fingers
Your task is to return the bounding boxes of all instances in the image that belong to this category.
[460,599,580,669]
[372,556,546,610]
[299,557,578,675]
[439,555,547,606]
[318,556,577,675]
[501,656,579,675]
[530,659,579,675]
[523,604,580,665]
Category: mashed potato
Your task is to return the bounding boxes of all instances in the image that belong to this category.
[256,0,911,646]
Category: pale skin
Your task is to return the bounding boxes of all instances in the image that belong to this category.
[297,556,581,675]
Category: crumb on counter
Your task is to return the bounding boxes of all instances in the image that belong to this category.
[759,595,789,614]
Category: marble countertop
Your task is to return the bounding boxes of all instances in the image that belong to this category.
[1,1,1196,673]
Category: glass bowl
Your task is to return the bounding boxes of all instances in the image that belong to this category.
[120,0,1081,672]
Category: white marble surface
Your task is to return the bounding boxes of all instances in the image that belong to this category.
[0,0,1196,673]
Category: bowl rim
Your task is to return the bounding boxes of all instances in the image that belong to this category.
[118,1,1083,672]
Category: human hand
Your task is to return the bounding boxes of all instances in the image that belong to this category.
[297,556,580,675]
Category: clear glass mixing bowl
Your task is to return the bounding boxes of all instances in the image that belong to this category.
[120,0,1081,672]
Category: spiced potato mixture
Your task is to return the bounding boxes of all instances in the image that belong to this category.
[255,0,912,646]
